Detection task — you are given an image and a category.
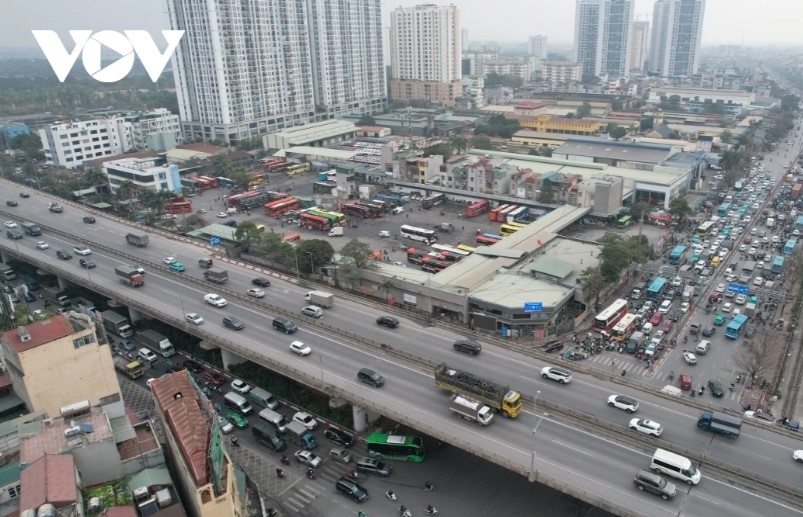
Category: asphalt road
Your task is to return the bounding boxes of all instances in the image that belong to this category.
[1,182,802,514]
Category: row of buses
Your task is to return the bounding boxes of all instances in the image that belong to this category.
[488,204,530,223]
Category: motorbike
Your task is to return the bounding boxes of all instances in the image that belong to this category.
[276,468,287,479]
[230,436,240,447]
[425,506,438,515]
[280,455,291,465]
[424,481,435,492]
[386,491,398,501]
[669,371,675,380]
[306,468,317,480]
[399,506,412,517]
[267,509,278,517]
[691,389,696,398]
[348,469,358,480]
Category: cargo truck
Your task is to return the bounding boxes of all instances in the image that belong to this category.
[125,232,149,247]
[285,420,317,450]
[203,268,228,284]
[103,310,134,338]
[115,265,145,287]
[434,362,522,418]
[448,393,494,426]
[328,226,344,237]
[304,290,334,308]
[20,222,41,236]
[138,329,176,358]
[697,411,742,438]
[113,354,144,379]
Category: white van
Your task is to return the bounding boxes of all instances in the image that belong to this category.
[248,387,279,410]
[640,322,653,335]
[224,392,253,415]
[651,448,701,485]
[138,348,158,366]
[258,408,288,432]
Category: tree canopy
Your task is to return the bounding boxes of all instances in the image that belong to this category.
[340,239,375,269]
[474,115,521,139]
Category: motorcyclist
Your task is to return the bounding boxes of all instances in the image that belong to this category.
[230,436,239,446]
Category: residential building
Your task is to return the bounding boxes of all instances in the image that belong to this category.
[528,35,548,60]
[103,156,183,195]
[574,0,635,80]
[648,0,706,77]
[151,371,244,517]
[167,0,385,144]
[462,50,498,77]
[19,455,81,517]
[462,76,486,109]
[630,20,649,72]
[461,28,469,52]
[0,314,120,417]
[390,4,462,107]
[38,109,181,169]
[483,60,533,82]
[646,86,754,109]
[541,61,583,84]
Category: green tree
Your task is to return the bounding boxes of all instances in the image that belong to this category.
[576,102,592,118]
[470,136,493,150]
[450,136,468,153]
[379,278,395,302]
[537,183,555,204]
[580,266,608,312]
[423,143,453,161]
[720,130,733,143]
[609,125,628,140]
[639,116,654,131]
[358,115,376,125]
[8,133,45,161]
[340,239,375,269]
[297,239,335,274]
[611,99,624,111]
[668,194,693,225]
[234,221,261,245]
[660,95,681,111]
[629,201,652,221]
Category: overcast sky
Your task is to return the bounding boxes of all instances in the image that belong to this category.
[1,0,801,48]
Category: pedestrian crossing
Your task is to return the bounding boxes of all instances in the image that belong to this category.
[280,464,353,513]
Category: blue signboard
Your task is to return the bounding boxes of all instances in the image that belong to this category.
[524,302,543,313]
[210,236,221,246]
[728,283,749,295]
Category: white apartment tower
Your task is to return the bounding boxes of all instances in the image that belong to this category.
[629,20,649,72]
[574,0,634,80]
[390,4,462,108]
[528,35,548,60]
[166,0,386,144]
[648,0,706,77]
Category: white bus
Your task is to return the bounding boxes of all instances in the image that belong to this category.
[650,448,701,485]
[400,225,438,244]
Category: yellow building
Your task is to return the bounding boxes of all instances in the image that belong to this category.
[1,314,121,417]
[390,79,463,108]
[508,113,601,135]
[152,371,243,517]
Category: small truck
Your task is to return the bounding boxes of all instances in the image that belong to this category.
[448,393,494,426]
[304,290,334,308]
[113,355,144,379]
[204,267,228,284]
[114,265,145,287]
[125,232,149,247]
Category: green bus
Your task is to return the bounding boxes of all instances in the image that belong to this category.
[366,433,426,462]
[616,215,633,228]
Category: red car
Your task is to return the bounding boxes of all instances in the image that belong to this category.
[743,236,752,244]
[202,371,226,387]
[649,312,663,326]
[708,293,723,303]
[659,319,673,333]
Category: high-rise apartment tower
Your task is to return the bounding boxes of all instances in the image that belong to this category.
[574,0,634,80]
[648,0,706,77]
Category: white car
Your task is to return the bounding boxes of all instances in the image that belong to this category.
[231,379,251,395]
[738,244,748,252]
[734,294,747,305]
[35,241,49,249]
[3,221,17,228]
[294,450,322,468]
[185,313,204,325]
[290,340,311,356]
[629,418,663,437]
[658,300,671,313]
[607,395,639,413]
[753,276,765,286]
[794,450,803,463]
[293,411,319,430]
[163,256,177,265]
[73,245,92,255]
[683,351,697,365]
[246,288,265,298]
[715,283,726,293]
[726,274,738,282]
[217,415,234,434]
[541,366,572,384]
[379,230,391,238]
[680,302,690,313]
[671,276,682,287]
[722,302,733,313]
[204,293,228,307]
[217,212,228,218]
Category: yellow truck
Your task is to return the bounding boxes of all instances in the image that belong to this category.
[113,355,144,379]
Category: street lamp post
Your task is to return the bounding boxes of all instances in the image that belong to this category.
[529,390,543,482]
[293,249,300,280]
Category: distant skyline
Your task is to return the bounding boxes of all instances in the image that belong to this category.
[1,0,801,49]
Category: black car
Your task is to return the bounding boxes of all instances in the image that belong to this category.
[453,339,482,355]
[666,309,680,322]
[223,315,245,330]
[633,470,676,500]
[19,192,29,198]
[5,200,17,207]
[79,258,96,269]
[324,427,354,447]
[166,365,186,374]
[82,216,95,224]
[708,379,724,397]
[56,249,72,260]
[252,277,271,287]
[27,281,41,291]
[24,292,36,303]
[541,340,564,353]
[376,315,399,328]
[183,359,204,373]
[702,326,716,337]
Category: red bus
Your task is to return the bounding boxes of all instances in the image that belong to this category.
[475,235,501,245]
[263,157,287,172]
[265,197,301,217]
[167,201,192,214]
[340,203,373,218]
[407,248,427,265]
[499,205,519,222]
[299,212,331,231]
[465,199,490,218]
[282,232,301,242]
[422,256,452,272]
[593,299,629,334]
[198,176,219,188]
[489,204,510,222]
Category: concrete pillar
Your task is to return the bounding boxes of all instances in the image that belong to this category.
[352,405,381,433]
[127,307,144,325]
[0,251,10,264]
[220,348,247,370]
[56,276,71,290]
